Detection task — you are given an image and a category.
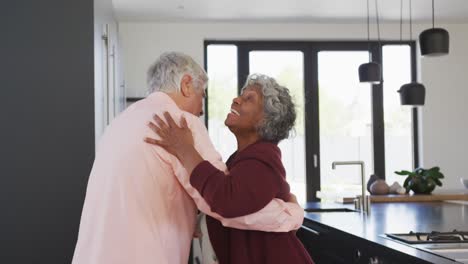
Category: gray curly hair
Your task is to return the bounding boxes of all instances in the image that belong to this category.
[242,74,296,143]
[146,52,208,93]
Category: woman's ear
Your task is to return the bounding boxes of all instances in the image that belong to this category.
[180,74,193,97]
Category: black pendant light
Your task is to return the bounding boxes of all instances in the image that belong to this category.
[398,0,426,106]
[398,82,426,105]
[419,0,449,56]
[359,0,381,84]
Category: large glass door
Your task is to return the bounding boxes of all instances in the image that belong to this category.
[206,45,238,161]
[249,51,307,204]
[317,51,373,199]
[205,41,417,202]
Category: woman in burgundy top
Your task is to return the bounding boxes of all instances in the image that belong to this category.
[147,74,314,264]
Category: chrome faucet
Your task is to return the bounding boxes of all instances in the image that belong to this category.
[332,161,369,213]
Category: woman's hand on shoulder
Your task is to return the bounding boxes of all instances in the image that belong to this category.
[144,112,194,158]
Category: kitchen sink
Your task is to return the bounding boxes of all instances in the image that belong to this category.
[304,208,357,213]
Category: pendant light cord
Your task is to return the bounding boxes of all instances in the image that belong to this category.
[375,0,381,43]
[367,0,371,61]
[432,0,435,28]
[400,0,403,42]
[375,0,381,69]
[409,0,413,40]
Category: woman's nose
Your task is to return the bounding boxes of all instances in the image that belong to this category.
[232,97,241,104]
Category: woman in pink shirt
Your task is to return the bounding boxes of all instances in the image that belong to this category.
[146,73,314,264]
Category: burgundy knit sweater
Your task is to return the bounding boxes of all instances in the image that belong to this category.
[190,141,314,264]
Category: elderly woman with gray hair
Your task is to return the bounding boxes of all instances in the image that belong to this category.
[146,74,314,264]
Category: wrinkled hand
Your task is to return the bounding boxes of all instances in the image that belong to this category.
[144,112,194,159]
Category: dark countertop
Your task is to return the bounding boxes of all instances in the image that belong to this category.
[302,201,468,263]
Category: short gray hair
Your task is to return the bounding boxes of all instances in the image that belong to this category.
[146,52,208,93]
[242,74,296,143]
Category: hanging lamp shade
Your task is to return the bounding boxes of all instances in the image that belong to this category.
[359,62,381,83]
[419,28,449,56]
[358,0,381,84]
[398,82,426,106]
[419,0,449,56]
[397,0,426,107]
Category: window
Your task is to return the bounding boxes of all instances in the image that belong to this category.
[206,45,238,161]
[205,41,418,202]
[249,51,307,203]
[383,45,414,186]
[318,51,373,197]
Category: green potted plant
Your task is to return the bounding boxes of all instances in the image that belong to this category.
[394,167,444,194]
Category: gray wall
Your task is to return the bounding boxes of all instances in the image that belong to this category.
[0,1,95,263]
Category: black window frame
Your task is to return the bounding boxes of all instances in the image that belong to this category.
[204,40,419,202]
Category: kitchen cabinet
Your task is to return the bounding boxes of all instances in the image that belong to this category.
[298,202,468,264]
[298,219,436,264]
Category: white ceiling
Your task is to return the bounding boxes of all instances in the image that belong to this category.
[113,0,468,23]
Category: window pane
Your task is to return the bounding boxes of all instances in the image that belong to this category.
[318,51,373,198]
[249,51,306,204]
[383,45,413,186]
[207,45,238,161]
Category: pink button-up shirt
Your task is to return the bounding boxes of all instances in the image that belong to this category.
[72,92,304,264]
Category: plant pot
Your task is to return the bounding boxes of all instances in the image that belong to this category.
[408,177,436,194]
[396,166,444,195]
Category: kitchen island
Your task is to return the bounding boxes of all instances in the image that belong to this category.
[298,201,468,264]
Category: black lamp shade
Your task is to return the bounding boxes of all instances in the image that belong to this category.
[358,62,381,83]
[398,82,426,106]
[419,28,449,56]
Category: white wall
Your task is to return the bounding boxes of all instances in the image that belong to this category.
[420,24,468,189]
[119,22,468,190]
